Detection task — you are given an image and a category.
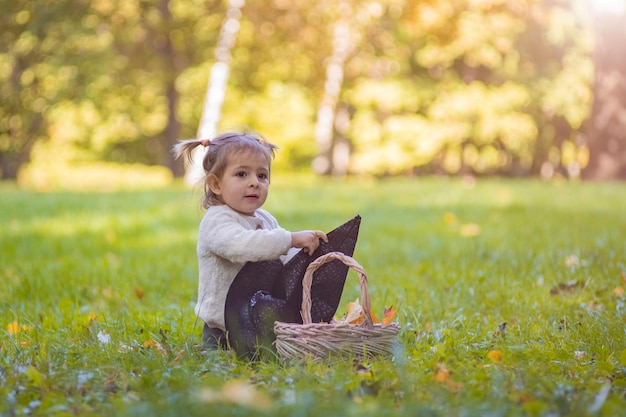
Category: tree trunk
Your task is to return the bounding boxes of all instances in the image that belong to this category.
[160,0,184,178]
[313,2,354,175]
[185,0,244,186]
[583,6,626,181]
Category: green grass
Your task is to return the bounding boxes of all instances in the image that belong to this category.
[1,177,626,416]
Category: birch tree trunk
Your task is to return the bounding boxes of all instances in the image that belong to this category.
[313,2,354,176]
[185,0,244,185]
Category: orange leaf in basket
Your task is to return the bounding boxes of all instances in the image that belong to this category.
[340,299,364,324]
[382,307,397,324]
[371,311,380,324]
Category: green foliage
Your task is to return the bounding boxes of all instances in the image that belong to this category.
[2,178,626,416]
[344,0,593,176]
[0,0,603,180]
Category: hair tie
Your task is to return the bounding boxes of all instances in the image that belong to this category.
[199,139,210,147]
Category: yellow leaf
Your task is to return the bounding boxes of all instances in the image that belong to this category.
[143,339,167,355]
[443,212,457,225]
[614,286,624,298]
[7,321,31,335]
[487,350,503,363]
[7,321,20,335]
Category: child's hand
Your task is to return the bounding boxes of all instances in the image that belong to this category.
[291,230,328,254]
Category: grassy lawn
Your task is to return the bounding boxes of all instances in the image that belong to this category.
[1,177,626,416]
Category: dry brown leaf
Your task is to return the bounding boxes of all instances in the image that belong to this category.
[550,280,584,295]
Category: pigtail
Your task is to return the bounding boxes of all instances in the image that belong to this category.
[172,138,210,163]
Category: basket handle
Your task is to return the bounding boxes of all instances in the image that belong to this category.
[300,252,373,327]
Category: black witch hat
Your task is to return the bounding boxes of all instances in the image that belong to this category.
[224,215,361,358]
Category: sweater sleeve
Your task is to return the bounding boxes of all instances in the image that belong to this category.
[198,207,292,264]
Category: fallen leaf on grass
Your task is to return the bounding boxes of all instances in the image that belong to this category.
[7,321,20,335]
[434,363,462,391]
[460,223,481,237]
[584,299,603,311]
[550,280,584,295]
[443,212,457,225]
[197,380,272,411]
[7,320,33,335]
[565,255,580,268]
[517,392,535,405]
[614,287,624,298]
[134,287,145,300]
[143,339,167,355]
[487,350,503,363]
[355,362,373,378]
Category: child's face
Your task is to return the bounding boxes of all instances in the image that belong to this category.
[208,150,271,216]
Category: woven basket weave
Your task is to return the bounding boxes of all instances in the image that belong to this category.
[274,252,400,362]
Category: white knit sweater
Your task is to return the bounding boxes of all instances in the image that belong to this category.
[195,204,296,330]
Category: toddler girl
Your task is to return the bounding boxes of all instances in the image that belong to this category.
[174,131,359,357]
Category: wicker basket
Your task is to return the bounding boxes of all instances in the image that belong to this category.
[274,252,400,362]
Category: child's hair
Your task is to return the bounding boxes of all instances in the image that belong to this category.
[173,131,279,208]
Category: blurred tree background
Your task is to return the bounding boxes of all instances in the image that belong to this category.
[1,0,625,189]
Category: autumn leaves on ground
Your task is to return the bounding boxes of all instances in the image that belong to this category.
[2,178,626,416]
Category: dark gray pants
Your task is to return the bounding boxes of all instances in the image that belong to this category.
[202,323,227,350]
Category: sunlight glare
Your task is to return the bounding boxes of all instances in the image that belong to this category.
[591,0,626,15]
